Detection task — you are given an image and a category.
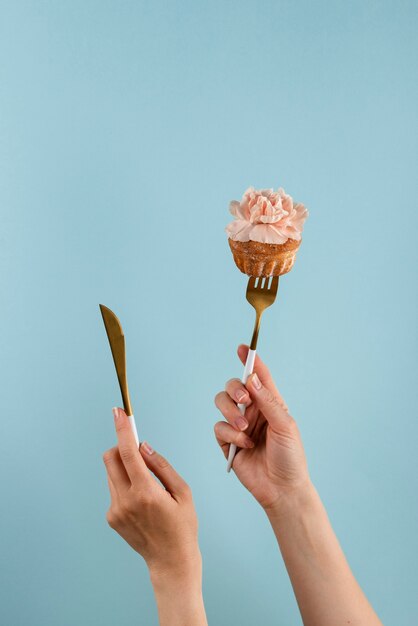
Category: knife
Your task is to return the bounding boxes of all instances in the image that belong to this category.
[99,304,139,446]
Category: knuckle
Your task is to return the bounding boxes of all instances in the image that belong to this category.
[102,449,114,465]
[156,455,170,471]
[137,490,155,507]
[225,408,236,421]
[265,390,281,409]
[119,447,135,464]
[120,496,137,516]
[213,421,224,436]
[174,481,192,501]
[215,400,235,421]
[106,508,119,529]
[225,378,240,390]
[114,419,128,433]
[238,432,250,446]
[180,482,192,498]
[285,414,298,433]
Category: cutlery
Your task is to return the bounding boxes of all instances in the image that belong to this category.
[99,304,139,446]
[227,275,279,472]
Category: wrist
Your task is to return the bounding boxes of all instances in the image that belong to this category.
[150,550,207,626]
[263,479,319,528]
[149,548,203,594]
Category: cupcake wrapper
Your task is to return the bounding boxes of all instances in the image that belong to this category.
[228,238,300,277]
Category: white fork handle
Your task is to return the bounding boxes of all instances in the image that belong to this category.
[226,349,256,472]
[128,414,140,447]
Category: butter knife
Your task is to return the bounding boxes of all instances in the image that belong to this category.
[99,304,139,446]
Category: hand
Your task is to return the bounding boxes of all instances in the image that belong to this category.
[214,345,311,511]
[214,346,383,625]
[102,407,200,580]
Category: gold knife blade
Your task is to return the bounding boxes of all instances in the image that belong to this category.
[99,304,133,416]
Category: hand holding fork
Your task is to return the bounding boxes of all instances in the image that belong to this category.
[226,275,279,472]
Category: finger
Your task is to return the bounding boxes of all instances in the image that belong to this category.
[113,407,151,486]
[214,391,250,431]
[245,371,293,432]
[102,446,130,491]
[225,378,252,407]
[139,442,190,501]
[237,344,289,411]
[107,475,119,502]
[214,421,255,458]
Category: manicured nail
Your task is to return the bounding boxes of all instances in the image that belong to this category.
[236,390,247,403]
[141,441,154,455]
[112,407,121,421]
[245,438,255,448]
[251,373,262,390]
[235,416,249,431]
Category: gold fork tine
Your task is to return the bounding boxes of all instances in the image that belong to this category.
[269,275,279,294]
[246,274,280,349]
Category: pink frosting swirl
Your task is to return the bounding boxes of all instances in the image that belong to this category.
[226,186,308,244]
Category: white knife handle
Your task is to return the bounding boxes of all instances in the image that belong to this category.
[128,414,140,447]
[226,349,256,472]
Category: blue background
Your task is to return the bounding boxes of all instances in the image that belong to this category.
[1,1,417,624]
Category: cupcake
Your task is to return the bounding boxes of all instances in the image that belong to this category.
[226,186,308,277]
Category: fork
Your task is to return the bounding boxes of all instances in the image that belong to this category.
[226,275,279,472]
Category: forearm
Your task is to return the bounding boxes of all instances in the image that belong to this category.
[150,554,207,626]
[266,482,382,626]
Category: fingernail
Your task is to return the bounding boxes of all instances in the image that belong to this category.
[112,407,121,421]
[235,416,249,431]
[141,441,154,455]
[235,390,247,403]
[245,438,255,448]
[251,373,262,390]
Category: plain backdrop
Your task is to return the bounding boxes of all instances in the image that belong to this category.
[1,1,417,625]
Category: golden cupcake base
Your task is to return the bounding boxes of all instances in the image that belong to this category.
[228,238,301,277]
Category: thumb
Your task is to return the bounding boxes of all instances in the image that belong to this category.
[237,344,288,409]
[139,442,191,501]
[246,372,292,431]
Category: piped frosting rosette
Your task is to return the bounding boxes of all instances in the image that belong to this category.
[226,186,308,277]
